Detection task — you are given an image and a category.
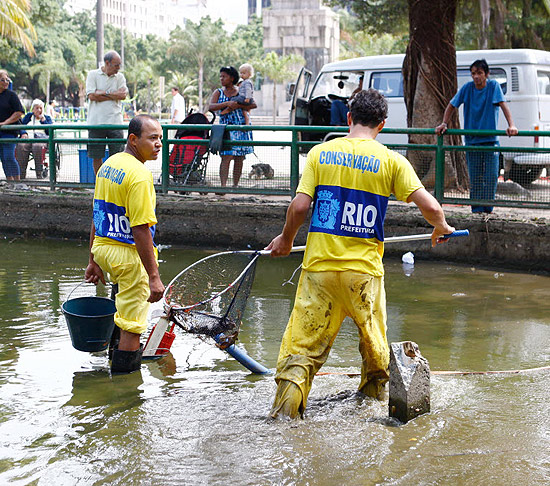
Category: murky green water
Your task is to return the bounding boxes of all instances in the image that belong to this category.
[0,238,549,485]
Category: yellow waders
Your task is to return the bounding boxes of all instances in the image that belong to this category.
[92,243,152,335]
[270,269,389,419]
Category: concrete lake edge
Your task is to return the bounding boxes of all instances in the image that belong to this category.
[1,187,549,273]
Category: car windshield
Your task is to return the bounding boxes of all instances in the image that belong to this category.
[310,71,364,99]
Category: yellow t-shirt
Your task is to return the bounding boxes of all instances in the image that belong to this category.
[92,152,157,248]
[297,136,423,276]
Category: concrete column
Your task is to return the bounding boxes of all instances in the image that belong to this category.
[389,341,430,423]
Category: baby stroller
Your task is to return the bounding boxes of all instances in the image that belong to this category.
[169,112,212,186]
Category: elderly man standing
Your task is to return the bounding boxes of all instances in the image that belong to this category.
[86,51,128,174]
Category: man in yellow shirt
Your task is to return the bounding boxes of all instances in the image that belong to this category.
[85,114,165,374]
[266,89,455,419]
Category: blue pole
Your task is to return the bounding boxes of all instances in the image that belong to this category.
[215,335,271,374]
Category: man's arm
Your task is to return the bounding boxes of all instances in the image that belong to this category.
[498,101,518,136]
[435,103,456,135]
[407,188,455,247]
[88,87,127,102]
[84,223,106,284]
[0,111,23,126]
[132,224,165,303]
[265,192,312,257]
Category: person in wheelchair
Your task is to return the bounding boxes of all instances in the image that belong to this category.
[16,99,52,179]
[330,75,364,126]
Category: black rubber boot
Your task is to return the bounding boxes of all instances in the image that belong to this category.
[111,345,143,374]
[108,325,121,360]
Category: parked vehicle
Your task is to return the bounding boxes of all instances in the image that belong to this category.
[289,49,550,184]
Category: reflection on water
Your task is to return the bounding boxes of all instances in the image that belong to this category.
[0,238,549,485]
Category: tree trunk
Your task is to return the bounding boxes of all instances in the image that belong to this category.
[198,58,204,113]
[479,0,490,49]
[403,0,468,191]
[78,82,86,107]
[46,71,51,105]
[493,0,508,48]
[272,83,277,125]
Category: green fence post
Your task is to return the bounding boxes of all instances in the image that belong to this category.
[290,129,299,197]
[48,127,56,190]
[434,132,444,201]
[161,125,169,194]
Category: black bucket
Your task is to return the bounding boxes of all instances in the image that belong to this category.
[62,296,116,352]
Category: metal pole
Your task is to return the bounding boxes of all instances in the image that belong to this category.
[256,230,470,255]
[434,132,444,201]
[161,125,169,194]
[96,0,104,68]
[290,129,299,197]
[120,0,125,71]
[48,128,56,190]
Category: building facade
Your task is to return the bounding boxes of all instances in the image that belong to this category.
[262,0,339,77]
[65,0,208,39]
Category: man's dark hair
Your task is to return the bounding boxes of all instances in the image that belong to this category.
[172,87,179,92]
[348,89,388,128]
[220,66,239,85]
[128,114,157,138]
[470,59,489,74]
[104,51,120,63]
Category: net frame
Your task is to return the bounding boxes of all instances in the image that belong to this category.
[163,251,261,348]
[163,251,260,313]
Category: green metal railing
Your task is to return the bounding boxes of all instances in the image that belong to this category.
[1,123,549,208]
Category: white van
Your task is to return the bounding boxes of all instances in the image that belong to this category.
[289,49,550,184]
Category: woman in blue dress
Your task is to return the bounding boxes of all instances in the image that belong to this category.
[209,66,255,188]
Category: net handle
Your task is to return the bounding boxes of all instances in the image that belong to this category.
[162,230,469,311]
[253,230,469,255]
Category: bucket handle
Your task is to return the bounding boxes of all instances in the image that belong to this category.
[66,280,113,303]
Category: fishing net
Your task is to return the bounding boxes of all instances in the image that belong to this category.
[164,252,259,349]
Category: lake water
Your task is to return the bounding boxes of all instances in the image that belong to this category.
[0,238,549,485]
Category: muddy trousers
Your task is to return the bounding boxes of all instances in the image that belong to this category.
[270,270,389,419]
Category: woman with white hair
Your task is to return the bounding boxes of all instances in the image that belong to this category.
[16,98,53,179]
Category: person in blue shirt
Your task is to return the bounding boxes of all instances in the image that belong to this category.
[436,59,518,214]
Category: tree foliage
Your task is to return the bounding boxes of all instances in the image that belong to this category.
[330,0,550,51]
[168,17,236,112]
[4,0,549,115]
[0,0,37,55]
[336,8,407,59]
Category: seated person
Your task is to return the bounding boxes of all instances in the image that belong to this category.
[330,75,364,126]
[16,99,53,179]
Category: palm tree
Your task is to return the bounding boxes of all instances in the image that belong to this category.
[167,71,198,113]
[29,50,70,104]
[256,52,304,124]
[65,37,96,106]
[124,59,155,112]
[0,0,36,55]
[168,18,228,112]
